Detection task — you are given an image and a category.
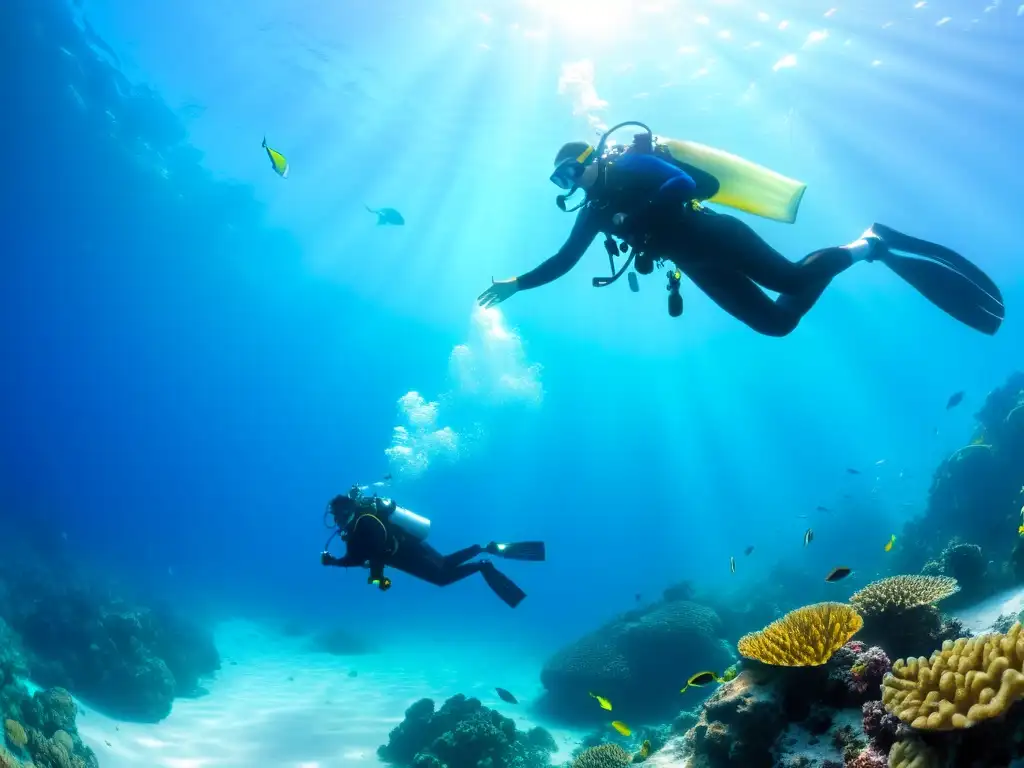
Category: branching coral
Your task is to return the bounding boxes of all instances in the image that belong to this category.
[883,621,1024,730]
[570,744,633,768]
[849,576,959,614]
[737,603,863,667]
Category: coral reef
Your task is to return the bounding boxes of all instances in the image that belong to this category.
[570,744,633,768]
[1,642,98,768]
[0,547,220,722]
[826,642,891,702]
[883,621,1024,730]
[886,738,937,768]
[737,603,862,667]
[894,373,1024,589]
[540,599,732,720]
[684,672,786,768]
[377,694,556,768]
[860,701,899,753]
[847,577,965,660]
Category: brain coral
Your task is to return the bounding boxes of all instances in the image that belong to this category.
[738,602,863,667]
[850,576,959,615]
[882,621,1024,730]
[571,743,633,768]
[887,738,938,768]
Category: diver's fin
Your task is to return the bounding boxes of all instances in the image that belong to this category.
[481,565,527,608]
[879,250,1003,335]
[490,541,546,562]
[871,223,1004,316]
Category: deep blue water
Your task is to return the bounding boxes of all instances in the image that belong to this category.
[2,0,1023,659]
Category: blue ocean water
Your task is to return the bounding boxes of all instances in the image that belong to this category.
[2,0,1024,765]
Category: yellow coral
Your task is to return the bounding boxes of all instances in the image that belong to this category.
[737,602,863,667]
[2,719,26,750]
[571,743,633,768]
[888,738,938,768]
[882,621,1024,730]
[850,575,959,615]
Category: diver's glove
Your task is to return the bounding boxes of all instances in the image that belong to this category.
[321,551,341,566]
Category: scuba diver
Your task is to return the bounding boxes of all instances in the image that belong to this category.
[320,485,545,608]
[476,121,1004,337]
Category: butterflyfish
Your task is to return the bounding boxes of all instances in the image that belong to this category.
[681,670,723,693]
[262,137,289,178]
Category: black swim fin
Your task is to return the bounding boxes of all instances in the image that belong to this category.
[481,564,527,608]
[488,541,546,562]
[871,223,1004,335]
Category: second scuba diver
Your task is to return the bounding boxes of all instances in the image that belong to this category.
[477,122,1004,338]
[320,485,545,608]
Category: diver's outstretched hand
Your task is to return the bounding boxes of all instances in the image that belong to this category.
[477,277,519,308]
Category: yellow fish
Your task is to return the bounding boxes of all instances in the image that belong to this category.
[884,534,896,552]
[1018,524,1024,537]
[589,692,612,711]
[681,670,723,693]
[611,720,631,737]
[636,740,651,760]
[720,664,739,682]
[262,137,289,178]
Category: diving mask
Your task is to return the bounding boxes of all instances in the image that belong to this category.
[550,145,596,191]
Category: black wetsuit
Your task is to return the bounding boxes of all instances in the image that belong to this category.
[519,147,856,337]
[322,498,528,607]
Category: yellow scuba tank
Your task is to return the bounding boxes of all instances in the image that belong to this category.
[656,137,807,224]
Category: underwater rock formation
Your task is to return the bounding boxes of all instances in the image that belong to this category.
[896,372,1024,590]
[1,637,98,768]
[0,551,220,722]
[378,694,556,768]
[539,600,732,721]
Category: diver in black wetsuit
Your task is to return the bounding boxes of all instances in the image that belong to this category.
[477,121,1004,337]
[319,486,545,608]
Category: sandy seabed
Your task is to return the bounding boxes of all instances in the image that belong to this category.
[70,621,586,768]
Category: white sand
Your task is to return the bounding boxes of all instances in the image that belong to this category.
[955,586,1024,634]
[71,621,585,767]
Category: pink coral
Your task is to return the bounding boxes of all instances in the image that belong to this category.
[861,700,899,752]
[828,642,890,698]
[846,746,887,768]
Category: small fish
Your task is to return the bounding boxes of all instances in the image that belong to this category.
[744,545,754,556]
[720,664,739,682]
[637,740,651,760]
[851,662,866,675]
[816,505,830,512]
[1018,525,1024,537]
[846,468,861,475]
[795,514,809,518]
[495,687,518,704]
[366,204,405,226]
[825,566,852,582]
[842,493,853,500]
[383,473,392,481]
[681,670,723,693]
[729,556,736,574]
[635,593,642,602]
[262,137,289,178]
[347,670,358,678]
[875,459,886,465]
[946,391,965,410]
[803,528,814,547]
[884,534,896,552]
[611,721,632,737]
[589,692,613,711]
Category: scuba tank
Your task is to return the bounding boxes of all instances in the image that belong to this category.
[385,502,431,542]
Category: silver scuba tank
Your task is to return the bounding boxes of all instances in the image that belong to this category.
[384,499,431,541]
